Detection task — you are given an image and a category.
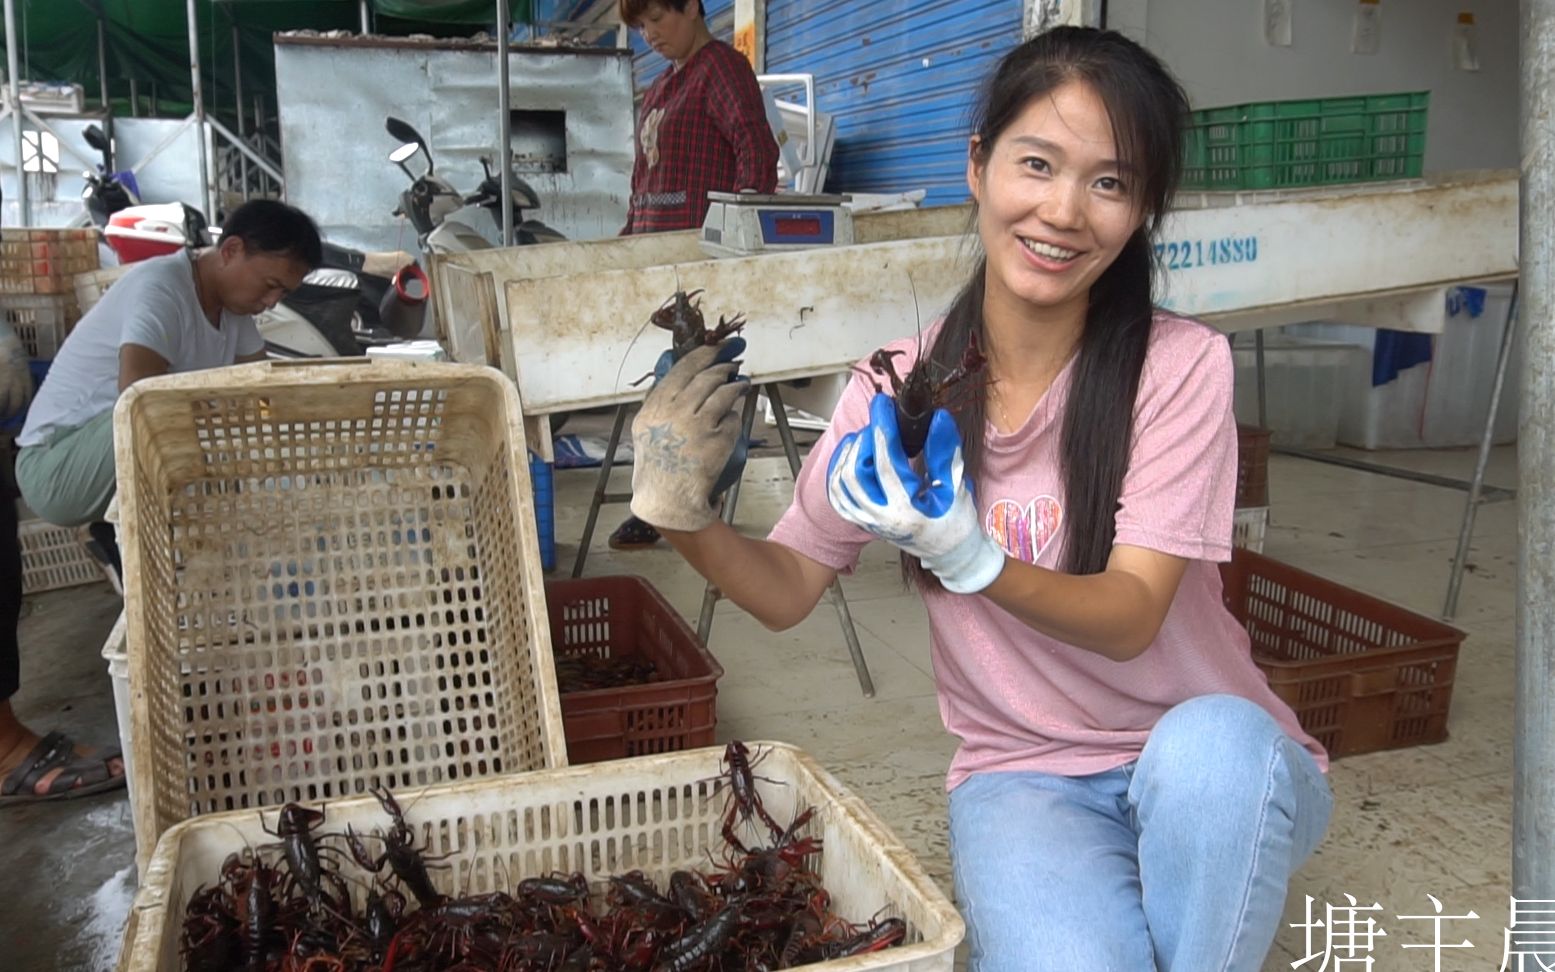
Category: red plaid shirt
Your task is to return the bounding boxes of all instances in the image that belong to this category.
[625,40,779,235]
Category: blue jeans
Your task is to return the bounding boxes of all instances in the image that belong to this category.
[948,694,1333,972]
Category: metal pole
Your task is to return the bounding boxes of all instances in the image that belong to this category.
[187,0,213,220]
[766,384,876,697]
[1254,328,1269,428]
[233,24,247,200]
[129,78,139,117]
[496,0,515,247]
[97,18,110,109]
[253,93,266,194]
[1516,0,1555,907]
[360,0,371,35]
[4,0,28,227]
[1444,284,1518,620]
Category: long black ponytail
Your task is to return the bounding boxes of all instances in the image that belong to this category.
[905,27,1188,584]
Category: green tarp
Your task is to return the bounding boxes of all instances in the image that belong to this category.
[4,1,535,121]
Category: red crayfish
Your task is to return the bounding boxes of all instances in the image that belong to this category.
[862,330,989,459]
[629,289,747,386]
[654,289,747,361]
[178,745,910,972]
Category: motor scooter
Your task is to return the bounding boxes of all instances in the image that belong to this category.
[75,123,406,356]
[384,116,565,254]
[80,124,141,229]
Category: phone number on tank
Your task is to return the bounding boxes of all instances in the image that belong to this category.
[1154,237,1259,270]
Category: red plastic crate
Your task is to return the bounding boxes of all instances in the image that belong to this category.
[545,576,722,764]
[1221,549,1464,758]
[1236,423,1272,508]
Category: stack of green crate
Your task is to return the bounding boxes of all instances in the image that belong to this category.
[1182,91,1429,191]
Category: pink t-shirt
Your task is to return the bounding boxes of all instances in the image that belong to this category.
[769,311,1327,790]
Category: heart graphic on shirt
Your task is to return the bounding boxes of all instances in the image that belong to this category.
[985,496,1063,564]
[640,107,666,170]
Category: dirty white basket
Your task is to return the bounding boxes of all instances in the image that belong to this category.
[114,359,568,875]
[125,742,964,972]
[19,517,104,593]
[73,263,131,315]
[1233,505,1269,553]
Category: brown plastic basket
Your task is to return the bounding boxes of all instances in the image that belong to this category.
[545,575,722,764]
[0,228,99,295]
[1236,423,1272,508]
[1221,549,1464,758]
[113,359,569,874]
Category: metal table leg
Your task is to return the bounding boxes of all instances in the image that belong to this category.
[696,390,762,645]
[766,384,875,698]
[1254,328,1269,429]
[571,403,630,578]
[1444,283,1520,620]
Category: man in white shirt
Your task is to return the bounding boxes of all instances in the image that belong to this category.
[16,199,320,530]
[0,200,320,803]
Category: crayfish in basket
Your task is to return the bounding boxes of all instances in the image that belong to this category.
[629,289,747,387]
[177,746,909,971]
[861,330,989,460]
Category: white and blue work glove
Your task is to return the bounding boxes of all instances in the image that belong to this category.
[0,318,33,423]
[652,339,749,499]
[629,339,750,533]
[827,394,1006,594]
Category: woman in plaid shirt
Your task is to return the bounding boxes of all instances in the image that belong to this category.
[611,0,779,549]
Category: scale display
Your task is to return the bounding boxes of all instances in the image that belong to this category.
[700,191,854,258]
[760,209,833,244]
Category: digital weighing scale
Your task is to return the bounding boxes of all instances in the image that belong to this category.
[699,191,855,258]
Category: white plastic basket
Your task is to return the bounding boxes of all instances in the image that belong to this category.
[101,610,138,834]
[0,293,79,359]
[19,516,104,594]
[1233,505,1269,553]
[125,742,963,972]
[73,264,132,315]
[114,359,568,875]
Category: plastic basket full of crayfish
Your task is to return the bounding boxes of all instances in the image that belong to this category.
[124,741,963,972]
[113,359,569,876]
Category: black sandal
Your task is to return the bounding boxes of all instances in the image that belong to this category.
[608,516,661,551]
[0,730,125,805]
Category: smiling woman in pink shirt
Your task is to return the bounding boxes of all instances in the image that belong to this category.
[622,26,1332,972]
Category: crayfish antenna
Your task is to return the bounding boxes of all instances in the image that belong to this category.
[613,300,663,391]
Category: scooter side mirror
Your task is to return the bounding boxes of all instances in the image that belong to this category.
[385,116,434,174]
[388,142,420,165]
[385,116,424,145]
[83,125,110,153]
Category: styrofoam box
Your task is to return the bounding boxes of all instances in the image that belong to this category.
[101,610,139,839]
[126,743,964,972]
[1232,338,1368,449]
[1286,283,1520,450]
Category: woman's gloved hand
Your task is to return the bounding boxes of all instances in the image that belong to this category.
[827,393,1006,594]
[0,319,33,423]
[629,338,749,533]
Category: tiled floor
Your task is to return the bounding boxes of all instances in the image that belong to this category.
[0,439,1522,970]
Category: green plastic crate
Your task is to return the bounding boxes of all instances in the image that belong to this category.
[1182,91,1429,191]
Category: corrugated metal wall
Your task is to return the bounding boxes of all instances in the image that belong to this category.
[630,0,737,96]
[765,0,1023,206]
